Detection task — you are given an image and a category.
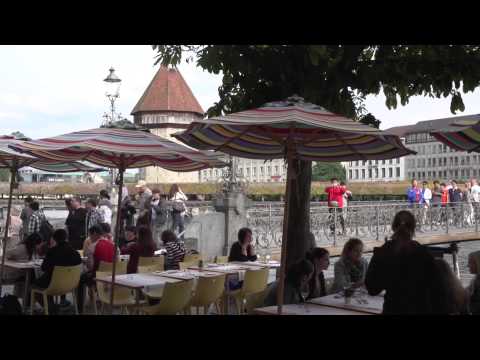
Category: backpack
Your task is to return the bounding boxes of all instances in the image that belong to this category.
[39,218,54,243]
[0,294,22,315]
[172,201,186,213]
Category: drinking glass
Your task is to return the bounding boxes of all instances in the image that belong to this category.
[300,284,310,314]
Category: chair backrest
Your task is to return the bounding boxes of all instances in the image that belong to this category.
[190,274,226,307]
[184,254,202,263]
[138,256,164,271]
[45,265,82,296]
[245,288,269,315]
[98,261,127,274]
[146,280,194,315]
[137,265,158,274]
[215,256,229,264]
[242,268,269,296]
[95,271,135,304]
[179,261,197,271]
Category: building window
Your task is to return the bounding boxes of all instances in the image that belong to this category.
[355,169,359,179]
[389,168,393,178]
[375,168,379,178]
[455,157,459,165]
[253,168,257,176]
[382,168,386,178]
[362,169,365,179]
[275,166,279,175]
[355,161,359,166]
[389,159,393,165]
[396,158,400,164]
[267,166,271,175]
[467,169,471,177]
[428,158,431,167]
[349,170,353,179]
[433,171,436,178]
[368,169,372,179]
[474,169,478,177]
[368,160,372,165]
[260,166,264,175]
[382,160,385,165]
[247,168,250,176]
[427,171,431,178]
[396,167,400,177]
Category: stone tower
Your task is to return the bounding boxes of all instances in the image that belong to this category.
[131,66,205,184]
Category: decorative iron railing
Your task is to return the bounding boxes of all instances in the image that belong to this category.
[246,202,480,250]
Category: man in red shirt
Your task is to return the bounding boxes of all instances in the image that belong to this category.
[325,178,347,235]
[76,224,115,314]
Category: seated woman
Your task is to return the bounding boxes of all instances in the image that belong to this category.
[306,247,330,299]
[330,238,368,293]
[263,259,314,306]
[228,227,257,262]
[121,226,156,274]
[162,230,185,270]
[467,250,480,314]
[434,258,469,314]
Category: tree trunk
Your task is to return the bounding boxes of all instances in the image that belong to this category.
[285,159,312,269]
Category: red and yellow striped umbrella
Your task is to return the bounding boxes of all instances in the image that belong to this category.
[174,95,414,315]
[431,116,480,152]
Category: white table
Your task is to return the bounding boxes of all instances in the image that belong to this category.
[254,303,372,315]
[2,260,41,311]
[95,273,183,308]
[308,290,384,314]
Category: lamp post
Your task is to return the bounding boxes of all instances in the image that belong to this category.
[102,67,123,190]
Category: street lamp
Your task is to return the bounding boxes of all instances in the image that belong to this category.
[102,67,122,127]
[102,67,122,189]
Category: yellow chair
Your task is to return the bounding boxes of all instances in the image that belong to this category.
[138,256,164,271]
[98,261,128,274]
[30,265,82,315]
[94,271,139,315]
[141,280,194,315]
[215,256,229,264]
[245,288,269,315]
[227,268,269,315]
[179,261,197,270]
[187,274,226,315]
[184,254,202,263]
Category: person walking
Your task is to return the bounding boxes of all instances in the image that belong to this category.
[340,181,352,222]
[150,188,169,247]
[406,179,421,208]
[98,190,113,225]
[449,180,463,226]
[325,178,346,236]
[420,181,432,229]
[65,196,87,251]
[169,184,188,240]
[463,181,474,226]
[431,180,442,225]
[85,198,104,236]
[20,196,34,241]
[471,178,480,224]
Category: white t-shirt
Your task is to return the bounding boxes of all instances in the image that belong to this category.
[422,188,432,206]
[471,185,480,202]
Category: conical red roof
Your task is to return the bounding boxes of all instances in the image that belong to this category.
[131,66,204,116]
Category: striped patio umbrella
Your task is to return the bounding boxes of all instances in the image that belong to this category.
[431,116,480,152]
[10,127,227,310]
[0,136,105,295]
[174,95,414,314]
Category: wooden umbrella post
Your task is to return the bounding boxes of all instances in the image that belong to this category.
[0,167,16,296]
[109,165,124,313]
[277,141,295,315]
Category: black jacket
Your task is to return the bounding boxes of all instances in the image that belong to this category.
[228,242,257,262]
[65,207,87,250]
[36,242,82,289]
[365,240,445,314]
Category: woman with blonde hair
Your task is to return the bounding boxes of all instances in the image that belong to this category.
[330,238,368,293]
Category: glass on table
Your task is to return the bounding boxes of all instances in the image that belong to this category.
[300,284,310,313]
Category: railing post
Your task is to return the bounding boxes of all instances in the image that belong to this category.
[355,207,359,238]
[375,206,379,241]
[445,206,449,234]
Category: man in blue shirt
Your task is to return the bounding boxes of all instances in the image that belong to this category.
[407,179,421,208]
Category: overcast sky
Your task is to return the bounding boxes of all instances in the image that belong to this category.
[2,45,480,139]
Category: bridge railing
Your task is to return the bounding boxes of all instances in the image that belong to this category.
[247,201,480,251]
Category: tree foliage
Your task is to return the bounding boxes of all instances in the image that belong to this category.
[359,113,381,129]
[312,162,346,182]
[152,45,480,118]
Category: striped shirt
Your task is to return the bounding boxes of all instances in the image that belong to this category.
[165,241,186,270]
[86,208,104,233]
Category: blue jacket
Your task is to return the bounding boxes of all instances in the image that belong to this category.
[407,187,420,204]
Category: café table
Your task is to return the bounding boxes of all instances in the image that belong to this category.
[95,273,183,311]
[308,289,384,315]
[2,259,42,312]
[253,303,372,315]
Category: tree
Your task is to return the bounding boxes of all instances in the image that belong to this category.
[10,131,29,140]
[359,113,381,129]
[312,162,346,182]
[152,45,480,267]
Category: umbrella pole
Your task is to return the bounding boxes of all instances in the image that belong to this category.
[277,150,294,315]
[0,167,16,296]
[109,167,124,313]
